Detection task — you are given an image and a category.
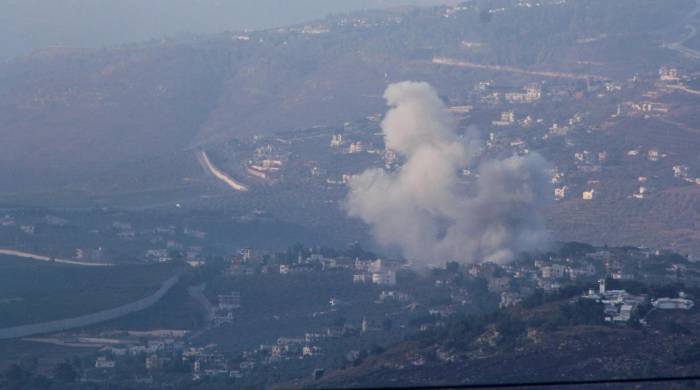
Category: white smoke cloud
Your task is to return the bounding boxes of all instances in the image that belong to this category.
[346,81,551,266]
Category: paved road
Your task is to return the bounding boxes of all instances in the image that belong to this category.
[0,276,179,339]
[188,283,216,324]
[187,283,216,339]
[197,150,249,192]
[663,0,700,59]
[0,248,113,267]
[432,57,607,81]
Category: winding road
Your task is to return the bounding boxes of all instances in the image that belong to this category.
[662,0,700,59]
[0,276,180,339]
[187,283,216,339]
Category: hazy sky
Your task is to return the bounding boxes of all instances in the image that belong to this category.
[0,0,454,59]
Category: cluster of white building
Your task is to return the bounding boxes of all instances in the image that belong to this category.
[582,279,694,323]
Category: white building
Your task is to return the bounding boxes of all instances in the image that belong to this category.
[372,270,397,286]
[659,66,680,82]
[348,142,364,154]
[492,110,515,126]
[673,165,689,179]
[613,304,634,322]
[95,357,116,369]
[353,273,371,284]
[330,134,343,148]
[652,298,694,310]
[554,186,568,201]
[633,186,648,200]
[540,264,566,279]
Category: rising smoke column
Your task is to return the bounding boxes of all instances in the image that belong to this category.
[346,81,551,266]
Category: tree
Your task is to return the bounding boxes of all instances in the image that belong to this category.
[446,261,460,274]
[52,362,77,383]
[478,7,492,24]
[19,356,38,374]
[31,375,52,390]
[332,315,346,327]
[3,364,25,382]
[382,318,393,331]
[370,344,385,355]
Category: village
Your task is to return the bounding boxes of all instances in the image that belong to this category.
[3,55,700,267]
[2,1,700,386]
[2,57,700,385]
[3,239,696,387]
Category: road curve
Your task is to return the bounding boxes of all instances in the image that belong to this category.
[197,150,249,192]
[0,276,179,339]
[663,0,700,59]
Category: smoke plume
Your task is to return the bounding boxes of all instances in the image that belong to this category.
[346,81,551,266]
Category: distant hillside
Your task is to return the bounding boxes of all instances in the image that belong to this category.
[0,0,691,197]
[0,42,231,193]
[0,0,460,59]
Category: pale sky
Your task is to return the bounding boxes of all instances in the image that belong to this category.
[0,0,456,59]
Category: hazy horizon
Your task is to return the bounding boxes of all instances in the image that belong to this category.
[0,0,456,59]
